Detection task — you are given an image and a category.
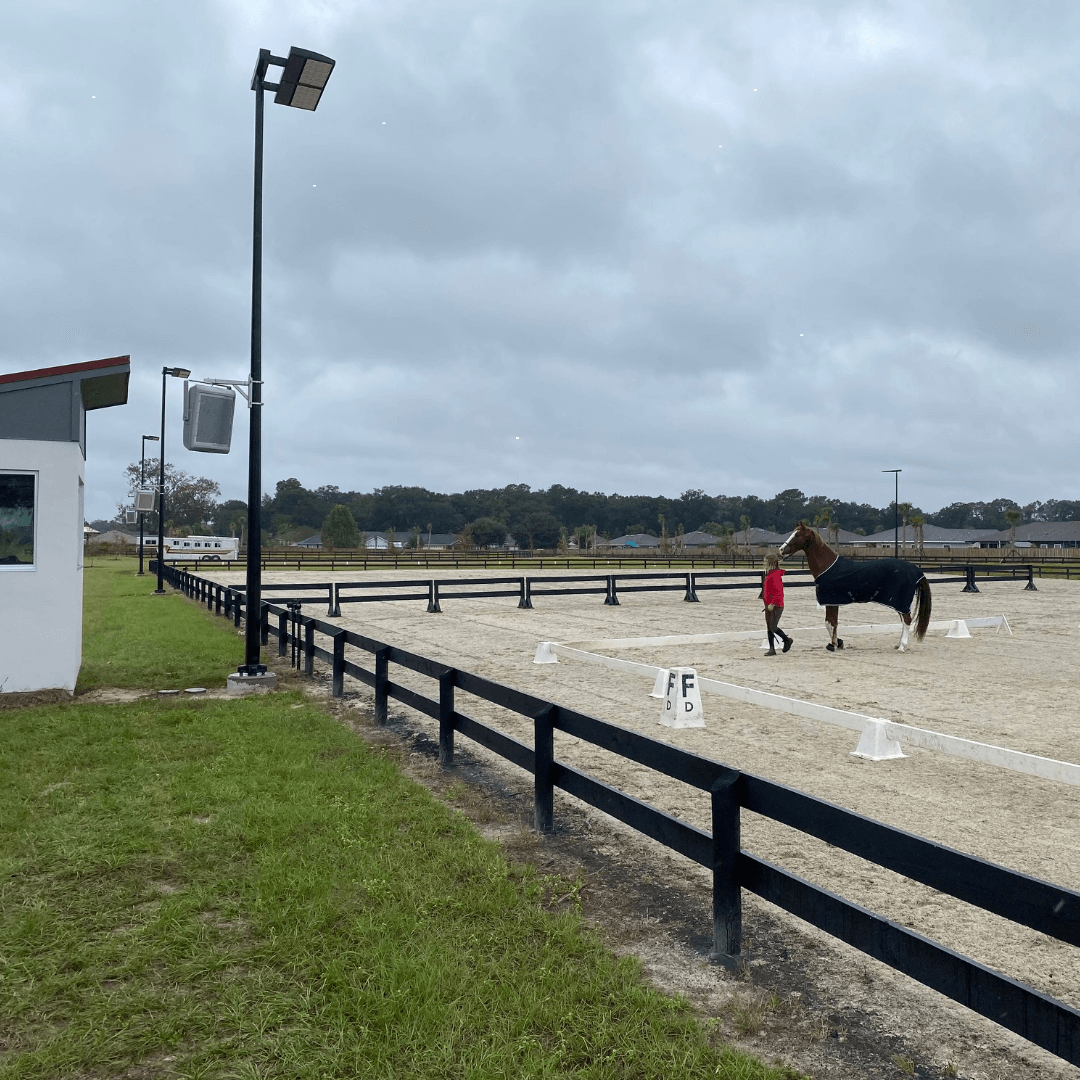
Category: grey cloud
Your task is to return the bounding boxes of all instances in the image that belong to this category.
[3,0,1080,521]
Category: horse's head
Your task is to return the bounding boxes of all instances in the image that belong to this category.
[779,522,814,559]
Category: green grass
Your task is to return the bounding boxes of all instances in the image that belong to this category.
[78,559,243,691]
[0,559,802,1078]
[0,695,798,1079]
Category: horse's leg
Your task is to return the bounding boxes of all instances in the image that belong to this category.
[825,606,839,651]
[897,612,911,652]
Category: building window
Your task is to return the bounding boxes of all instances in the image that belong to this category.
[0,472,36,568]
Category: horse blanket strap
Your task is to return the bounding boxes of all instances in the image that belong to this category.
[814,555,923,612]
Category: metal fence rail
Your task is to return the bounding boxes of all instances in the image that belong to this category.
[172,561,1035,618]
[158,561,1080,1066]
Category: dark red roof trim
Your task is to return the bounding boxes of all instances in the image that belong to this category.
[0,355,130,386]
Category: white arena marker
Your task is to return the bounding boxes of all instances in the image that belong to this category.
[946,619,972,639]
[533,641,558,664]
[852,719,906,761]
[650,668,669,698]
[660,668,705,728]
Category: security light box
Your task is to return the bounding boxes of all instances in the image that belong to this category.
[183,383,235,454]
[134,489,156,512]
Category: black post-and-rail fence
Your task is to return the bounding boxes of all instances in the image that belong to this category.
[154,562,1038,619]
[152,560,1077,1066]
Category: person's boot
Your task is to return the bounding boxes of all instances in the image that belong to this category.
[782,634,793,653]
[765,633,777,656]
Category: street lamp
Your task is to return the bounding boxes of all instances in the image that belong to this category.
[882,469,901,559]
[138,434,159,575]
[232,46,336,689]
[154,367,191,594]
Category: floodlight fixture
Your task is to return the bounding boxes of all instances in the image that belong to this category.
[273,47,335,111]
[165,367,191,379]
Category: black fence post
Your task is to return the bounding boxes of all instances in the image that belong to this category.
[962,565,980,593]
[277,610,288,656]
[233,592,243,628]
[518,576,533,609]
[1025,564,1038,591]
[328,582,341,616]
[439,668,456,767]
[534,704,555,833]
[374,647,390,725]
[684,572,699,602]
[427,580,442,613]
[709,771,742,960]
[304,618,315,677]
[332,630,346,698]
[604,575,620,606]
[260,603,269,647]
[215,584,223,615]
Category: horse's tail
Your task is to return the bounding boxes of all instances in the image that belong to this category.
[914,576,932,641]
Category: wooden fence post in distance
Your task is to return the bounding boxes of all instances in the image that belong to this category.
[709,771,742,960]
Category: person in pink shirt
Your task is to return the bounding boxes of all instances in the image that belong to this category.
[762,552,793,656]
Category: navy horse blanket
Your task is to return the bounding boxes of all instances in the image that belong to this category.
[815,556,924,613]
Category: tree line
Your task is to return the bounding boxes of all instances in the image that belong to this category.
[91,465,1080,547]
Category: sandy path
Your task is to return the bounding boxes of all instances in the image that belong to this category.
[206,567,1080,1023]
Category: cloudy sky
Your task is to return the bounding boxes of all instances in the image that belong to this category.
[3,0,1079,521]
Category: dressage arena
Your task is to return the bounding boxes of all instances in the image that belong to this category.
[206,565,1080,1067]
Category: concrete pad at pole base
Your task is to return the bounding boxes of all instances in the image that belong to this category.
[660,667,705,728]
[226,672,279,696]
[851,719,906,761]
[946,619,972,639]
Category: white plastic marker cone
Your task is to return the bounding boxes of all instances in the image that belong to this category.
[533,641,558,664]
[650,668,669,698]
[660,667,705,728]
[945,619,972,639]
[851,719,906,761]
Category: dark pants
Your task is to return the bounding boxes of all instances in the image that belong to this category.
[765,605,789,651]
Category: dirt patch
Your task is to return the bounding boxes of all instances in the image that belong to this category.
[0,688,74,709]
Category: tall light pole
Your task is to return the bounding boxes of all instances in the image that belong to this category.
[154,367,191,594]
[234,46,336,686]
[883,469,901,559]
[138,434,158,575]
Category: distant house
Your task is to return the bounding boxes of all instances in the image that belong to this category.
[850,524,1000,549]
[607,532,661,548]
[731,527,790,547]
[295,533,322,548]
[1006,522,1080,549]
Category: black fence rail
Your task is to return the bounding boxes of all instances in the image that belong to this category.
[160,561,1037,618]
[158,561,1080,1066]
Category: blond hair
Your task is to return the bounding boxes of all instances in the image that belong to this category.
[765,552,780,569]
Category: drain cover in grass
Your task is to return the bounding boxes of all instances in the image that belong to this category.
[185,687,207,695]
[158,689,180,696]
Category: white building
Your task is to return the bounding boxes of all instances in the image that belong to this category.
[0,356,130,694]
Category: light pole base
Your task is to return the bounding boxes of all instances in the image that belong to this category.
[227,671,278,696]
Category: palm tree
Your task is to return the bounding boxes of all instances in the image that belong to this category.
[1005,509,1022,550]
[910,514,925,559]
[898,502,913,549]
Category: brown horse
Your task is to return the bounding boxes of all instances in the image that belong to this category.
[779,523,932,652]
